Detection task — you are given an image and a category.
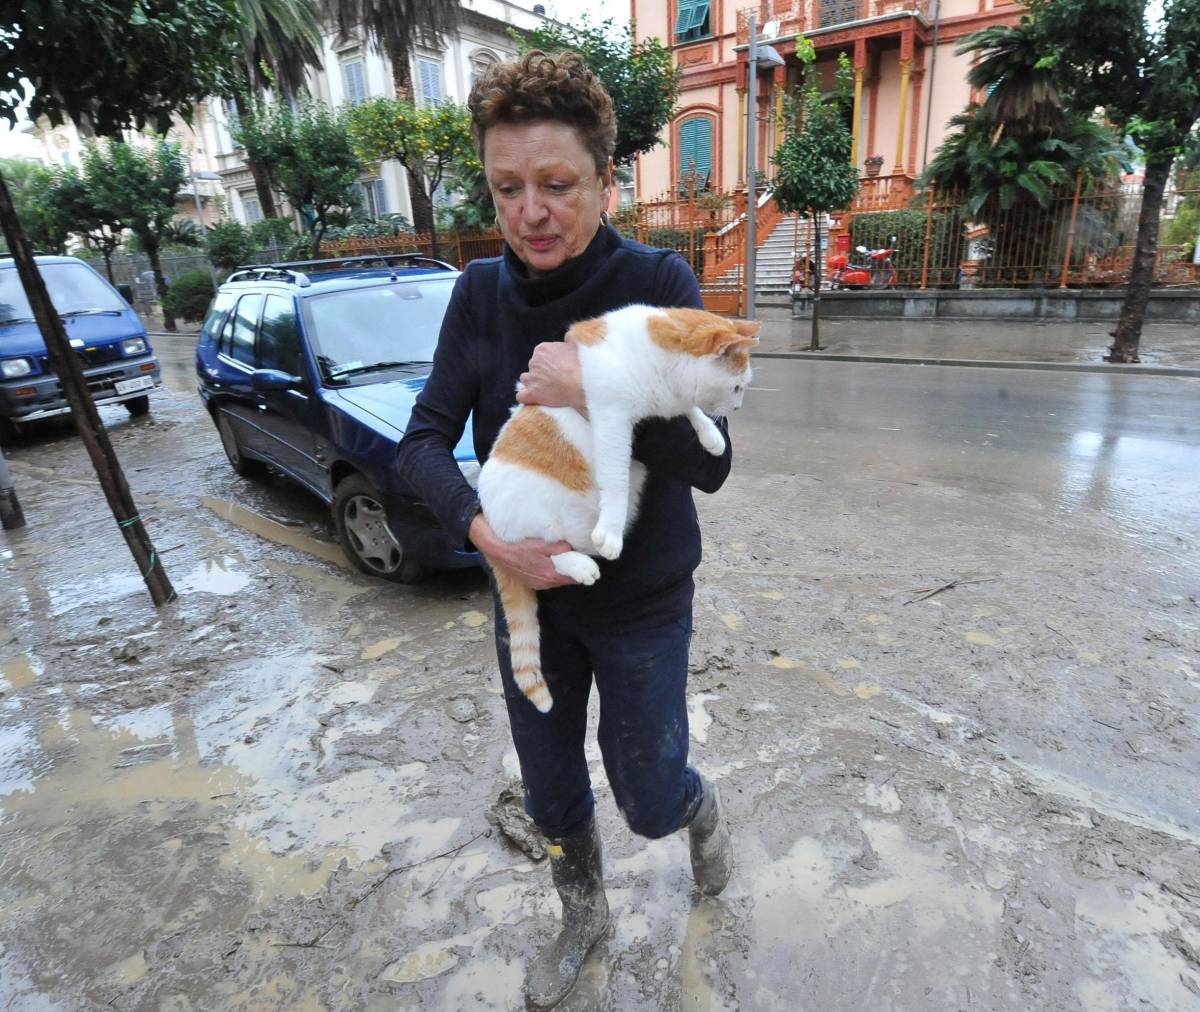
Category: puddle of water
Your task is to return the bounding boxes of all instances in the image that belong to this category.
[1,654,37,692]
[719,612,741,631]
[964,630,998,646]
[0,720,40,798]
[767,656,851,698]
[459,610,488,628]
[178,555,251,596]
[201,495,350,570]
[853,683,882,700]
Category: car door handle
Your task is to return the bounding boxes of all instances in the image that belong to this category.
[256,402,268,412]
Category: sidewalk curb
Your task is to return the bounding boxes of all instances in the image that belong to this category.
[755,350,1200,378]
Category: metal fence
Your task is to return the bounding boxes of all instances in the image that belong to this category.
[844,172,1200,289]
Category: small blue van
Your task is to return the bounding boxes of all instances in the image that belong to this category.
[0,254,162,441]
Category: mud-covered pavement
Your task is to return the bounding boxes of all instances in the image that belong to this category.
[2,339,1199,1010]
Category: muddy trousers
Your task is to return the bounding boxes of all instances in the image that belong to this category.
[495,605,702,840]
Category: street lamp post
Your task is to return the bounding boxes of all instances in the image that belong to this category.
[744,15,786,320]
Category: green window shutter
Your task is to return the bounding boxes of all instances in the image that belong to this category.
[675,0,697,36]
[678,118,712,180]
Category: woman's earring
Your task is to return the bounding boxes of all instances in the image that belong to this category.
[600,210,610,227]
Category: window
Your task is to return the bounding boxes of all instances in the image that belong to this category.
[352,178,389,218]
[259,295,305,377]
[225,98,241,147]
[417,57,444,106]
[343,59,367,105]
[674,0,711,42]
[677,117,713,184]
[201,292,238,344]
[242,195,262,222]
[469,50,498,87]
[230,293,264,367]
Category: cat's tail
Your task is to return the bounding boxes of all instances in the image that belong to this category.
[493,565,553,713]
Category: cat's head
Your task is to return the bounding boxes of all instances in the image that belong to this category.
[649,308,760,414]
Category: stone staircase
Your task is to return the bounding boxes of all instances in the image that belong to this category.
[754,212,828,297]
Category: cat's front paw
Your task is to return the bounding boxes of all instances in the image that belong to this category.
[698,427,727,456]
[591,523,624,561]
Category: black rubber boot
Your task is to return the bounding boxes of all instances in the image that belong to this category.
[687,776,732,896]
[524,814,610,1010]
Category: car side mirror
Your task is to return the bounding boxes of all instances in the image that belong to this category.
[252,368,302,392]
[117,283,133,303]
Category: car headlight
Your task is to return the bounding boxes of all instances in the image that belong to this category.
[122,337,148,356]
[1,358,33,379]
[457,459,481,489]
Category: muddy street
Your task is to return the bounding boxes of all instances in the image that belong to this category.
[2,339,1199,1010]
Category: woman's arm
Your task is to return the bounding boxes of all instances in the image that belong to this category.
[395,274,484,548]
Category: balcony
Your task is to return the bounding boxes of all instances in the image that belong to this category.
[736,0,930,44]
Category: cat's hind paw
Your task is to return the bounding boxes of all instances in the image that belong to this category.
[591,524,624,561]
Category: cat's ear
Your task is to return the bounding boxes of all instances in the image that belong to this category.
[717,336,758,359]
[733,319,762,339]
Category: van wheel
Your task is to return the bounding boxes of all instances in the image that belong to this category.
[333,474,425,583]
[216,411,263,478]
[125,395,151,416]
[0,416,18,446]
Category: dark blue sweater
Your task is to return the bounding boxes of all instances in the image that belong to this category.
[395,223,732,626]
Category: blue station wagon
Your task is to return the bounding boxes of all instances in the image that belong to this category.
[195,255,480,582]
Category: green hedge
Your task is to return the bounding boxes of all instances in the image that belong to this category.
[850,208,965,285]
[644,227,708,275]
[162,270,215,323]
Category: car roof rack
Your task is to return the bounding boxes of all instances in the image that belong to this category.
[225,253,456,288]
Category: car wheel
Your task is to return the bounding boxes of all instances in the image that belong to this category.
[215,411,264,478]
[125,394,151,417]
[333,473,425,583]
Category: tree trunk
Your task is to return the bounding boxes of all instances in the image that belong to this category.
[810,210,822,352]
[310,218,325,259]
[101,248,115,283]
[233,91,278,220]
[407,164,436,252]
[1108,153,1174,363]
[0,169,175,605]
[144,239,175,332]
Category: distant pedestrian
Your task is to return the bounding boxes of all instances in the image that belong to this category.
[396,51,734,1009]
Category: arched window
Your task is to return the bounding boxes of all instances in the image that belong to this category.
[677,116,713,186]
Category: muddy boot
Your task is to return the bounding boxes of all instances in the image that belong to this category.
[687,776,732,896]
[524,814,610,1010]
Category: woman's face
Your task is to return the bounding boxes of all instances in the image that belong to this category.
[483,120,612,276]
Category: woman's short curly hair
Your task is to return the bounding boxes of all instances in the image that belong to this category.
[468,50,617,176]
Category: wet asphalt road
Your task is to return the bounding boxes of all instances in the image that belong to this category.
[2,335,1199,1010]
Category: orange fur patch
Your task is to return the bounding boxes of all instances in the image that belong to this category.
[567,317,607,346]
[648,308,760,361]
[491,406,592,492]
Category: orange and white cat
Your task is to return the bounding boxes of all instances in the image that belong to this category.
[477,305,759,713]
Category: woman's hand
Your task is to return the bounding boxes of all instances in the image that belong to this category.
[469,513,576,590]
[516,342,586,412]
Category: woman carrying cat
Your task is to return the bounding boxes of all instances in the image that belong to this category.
[396,51,737,1009]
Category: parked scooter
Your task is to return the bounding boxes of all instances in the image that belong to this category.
[828,236,899,289]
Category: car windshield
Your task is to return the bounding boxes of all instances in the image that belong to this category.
[0,262,127,324]
[304,279,455,383]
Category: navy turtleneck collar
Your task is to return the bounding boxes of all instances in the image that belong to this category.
[501,222,622,308]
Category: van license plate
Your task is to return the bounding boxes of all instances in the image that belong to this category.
[115,376,154,395]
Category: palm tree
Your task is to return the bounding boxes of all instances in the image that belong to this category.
[232,0,325,219]
[320,0,460,237]
[957,21,1064,137]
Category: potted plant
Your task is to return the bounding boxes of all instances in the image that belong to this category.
[863,154,885,178]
